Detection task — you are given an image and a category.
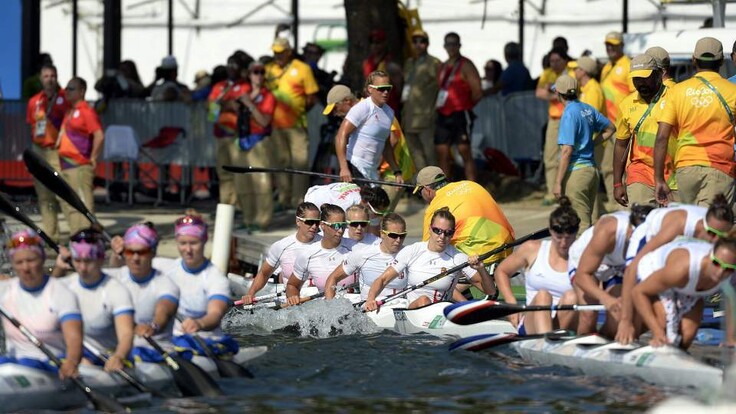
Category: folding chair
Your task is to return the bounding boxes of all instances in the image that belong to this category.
[138,126,188,205]
[102,125,139,205]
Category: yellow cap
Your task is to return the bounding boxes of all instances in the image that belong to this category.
[322,85,354,115]
[271,37,291,53]
[605,31,623,46]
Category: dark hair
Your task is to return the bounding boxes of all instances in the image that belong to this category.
[553,36,569,51]
[549,47,571,63]
[360,186,390,211]
[211,65,228,85]
[504,42,522,60]
[549,196,580,233]
[485,60,503,83]
[732,39,736,55]
[695,58,723,71]
[444,32,460,43]
[629,203,656,227]
[430,207,456,228]
[320,203,345,222]
[296,201,319,218]
[706,193,734,224]
[70,77,87,91]
[381,212,406,231]
[713,228,736,253]
[40,64,57,74]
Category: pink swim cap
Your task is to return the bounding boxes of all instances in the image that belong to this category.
[123,223,159,250]
[7,229,45,260]
[69,230,106,260]
[174,215,208,241]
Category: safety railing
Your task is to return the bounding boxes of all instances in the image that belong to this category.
[0,92,547,187]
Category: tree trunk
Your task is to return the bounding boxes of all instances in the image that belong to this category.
[343,0,405,94]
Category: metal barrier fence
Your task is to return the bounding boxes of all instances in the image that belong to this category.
[0,92,547,186]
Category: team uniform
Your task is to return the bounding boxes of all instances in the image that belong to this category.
[63,273,134,360]
[517,240,572,335]
[568,211,631,288]
[344,98,395,181]
[343,232,381,250]
[625,205,705,265]
[341,244,406,300]
[637,239,721,346]
[265,233,322,283]
[390,241,475,304]
[422,180,514,263]
[304,182,361,211]
[539,68,575,201]
[0,276,81,368]
[291,242,352,292]
[106,267,180,354]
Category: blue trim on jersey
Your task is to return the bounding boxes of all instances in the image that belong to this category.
[518,322,527,336]
[129,269,156,285]
[0,356,57,373]
[113,308,135,317]
[208,294,230,304]
[60,313,83,323]
[182,309,207,318]
[159,294,179,305]
[20,274,50,293]
[79,273,107,290]
[603,275,623,290]
[181,259,210,274]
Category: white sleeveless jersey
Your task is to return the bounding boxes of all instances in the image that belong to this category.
[391,241,475,304]
[344,98,395,179]
[152,257,178,274]
[341,244,406,300]
[266,233,322,283]
[568,211,631,281]
[626,205,706,265]
[165,259,230,338]
[524,240,572,306]
[64,273,135,352]
[291,242,352,292]
[304,182,362,211]
[0,276,81,360]
[637,238,721,297]
[106,267,180,347]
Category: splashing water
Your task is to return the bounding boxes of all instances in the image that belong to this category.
[224,297,382,338]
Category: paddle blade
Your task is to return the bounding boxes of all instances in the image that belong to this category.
[73,379,128,413]
[444,300,511,325]
[23,149,91,217]
[449,333,519,352]
[169,355,224,397]
[213,358,254,378]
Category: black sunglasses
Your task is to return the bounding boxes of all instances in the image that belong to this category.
[347,220,370,228]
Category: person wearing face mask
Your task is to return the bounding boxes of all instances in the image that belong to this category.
[285,204,352,306]
[613,54,676,208]
[165,212,238,356]
[54,229,134,373]
[364,208,496,311]
[240,202,323,305]
[324,213,408,300]
[494,198,580,335]
[0,230,82,380]
[632,232,736,350]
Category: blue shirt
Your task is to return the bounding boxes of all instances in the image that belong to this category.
[728,74,736,84]
[558,100,611,171]
[499,61,533,96]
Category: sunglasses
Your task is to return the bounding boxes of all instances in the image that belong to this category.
[550,225,579,235]
[176,215,205,227]
[431,226,455,237]
[6,234,43,249]
[412,38,428,44]
[71,230,103,243]
[711,253,736,271]
[369,84,393,93]
[444,42,460,47]
[347,220,370,228]
[703,219,727,238]
[322,221,347,231]
[123,247,153,257]
[251,70,265,75]
[381,230,407,239]
[367,202,387,217]
[297,216,320,227]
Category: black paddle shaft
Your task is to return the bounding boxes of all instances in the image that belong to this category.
[143,336,223,397]
[223,165,415,189]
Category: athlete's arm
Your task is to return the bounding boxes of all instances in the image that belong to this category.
[59,319,83,380]
[285,274,305,306]
[90,129,104,168]
[494,241,537,306]
[468,255,496,297]
[464,62,483,105]
[574,218,618,309]
[182,299,228,333]
[106,313,134,372]
[335,119,358,182]
[241,260,277,305]
[324,265,350,300]
[364,266,400,312]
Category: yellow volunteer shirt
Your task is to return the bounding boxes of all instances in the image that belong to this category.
[664,78,677,89]
[659,71,736,177]
[380,118,416,181]
[537,68,574,119]
[580,78,607,116]
[422,181,515,263]
[265,58,319,129]
[616,86,676,188]
[601,55,635,123]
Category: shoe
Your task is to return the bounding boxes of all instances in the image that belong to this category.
[542,198,555,206]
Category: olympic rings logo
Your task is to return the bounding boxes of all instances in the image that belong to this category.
[690,95,714,108]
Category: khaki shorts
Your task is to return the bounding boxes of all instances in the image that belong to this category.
[676,166,735,207]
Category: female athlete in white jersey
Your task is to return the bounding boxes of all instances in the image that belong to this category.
[286,204,352,305]
[494,197,579,335]
[0,230,82,379]
[617,194,733,344]
[632,233,736,349]
[54,229,134,372]
[343,204,380,250]
[364,208,496,310]
[240,202,322,305]
[324,212,407,300]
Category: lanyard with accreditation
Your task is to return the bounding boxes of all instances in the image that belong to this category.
[696,76,736,161]
[623,85,664,163]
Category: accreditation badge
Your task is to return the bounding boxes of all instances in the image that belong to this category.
[435,89,449,108]
[401,84,411,103]
[35,119,47,137]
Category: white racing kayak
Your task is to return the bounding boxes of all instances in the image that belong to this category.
[0,345,268,412]
[344,293,408,330]
[511,334,723,391]
[393,301,517,339]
